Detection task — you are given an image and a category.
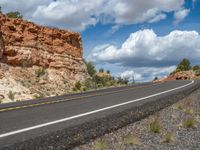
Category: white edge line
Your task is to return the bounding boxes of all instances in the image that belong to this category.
[0,80,194,138]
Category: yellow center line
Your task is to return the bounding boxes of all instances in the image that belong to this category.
[0,82,163,112]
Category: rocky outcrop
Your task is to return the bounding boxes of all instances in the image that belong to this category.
[0,14,88,103]
[0,14,85,70]
[156,70,200,82]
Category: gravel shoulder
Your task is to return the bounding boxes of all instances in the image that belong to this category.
[74,88,200,150]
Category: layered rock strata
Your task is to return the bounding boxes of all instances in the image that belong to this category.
[0,14,88,103]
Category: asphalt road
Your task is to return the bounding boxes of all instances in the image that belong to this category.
[0,80,198,149]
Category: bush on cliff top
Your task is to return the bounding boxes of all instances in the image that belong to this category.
[192,65,200,71]
[6,11,23,19]
[176,58,191,72]
[0,5,23,18]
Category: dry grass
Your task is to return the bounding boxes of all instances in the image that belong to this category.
[122,134,140,146]
[182,117,198,128]
[196,109,200,116]
[184,108,194,115]
[93,139,108,150]
[165,132,174,143]
[172,103,184,110]
[149,117,162,133]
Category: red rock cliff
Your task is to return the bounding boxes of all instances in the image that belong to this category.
[0,13,88,75]
[0,14,88,102]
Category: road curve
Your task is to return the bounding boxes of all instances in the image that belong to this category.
[0,80,199,149]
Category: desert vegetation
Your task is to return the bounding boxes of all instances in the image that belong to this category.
[182,117,198,128]
[71,61,133,93]
[165,132,174,143]
[122,134,140,147]
[6,11,23,19]
[0,5,22,18]
[176,58,191,72]
[7,91,15,101]
[149,116,162,133]
[93,139,108,150]
[35,67,46,78]
[175,58,200,74]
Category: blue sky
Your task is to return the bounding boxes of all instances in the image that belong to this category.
[82,0,200,55]
[1,0,200,81]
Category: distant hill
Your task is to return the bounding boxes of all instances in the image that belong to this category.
[155,58,200,82]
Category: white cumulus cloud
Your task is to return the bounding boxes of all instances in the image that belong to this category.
[88,29,200,67]
[174,8,190,24]
[118,70,143,81]
[132,66,176,81]
[117,66,176,82]
[0,0,188,31]
[32,0,103,31]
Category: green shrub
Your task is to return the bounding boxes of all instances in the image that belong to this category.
[192,65,200,71]
[0,95,4,103]
[35,67,46,77]
[109,80,117,86]
[93,75,108,87]
[6,11,23,18]
[117,77,129,85]
[106,70,110,74]
[82,87,87,91]
[99,68,104,73]
[182,118,197,128]
[8,91,15,101]
[33,94,44,99]
[176,58,191,72]
[84,78,96,89]
[85,61,96,77]
[165,132,174,143]
[149,118,162,133]
[154,76,158,81]
[194,69,200,76]
[73,81,81,91]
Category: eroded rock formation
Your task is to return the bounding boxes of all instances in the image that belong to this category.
[0,14,88,103]
[155,70,200,82]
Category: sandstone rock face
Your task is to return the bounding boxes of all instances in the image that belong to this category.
[0,14,88,103]
[0,14,84,69]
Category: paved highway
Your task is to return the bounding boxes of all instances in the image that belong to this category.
[0,80,198,149]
